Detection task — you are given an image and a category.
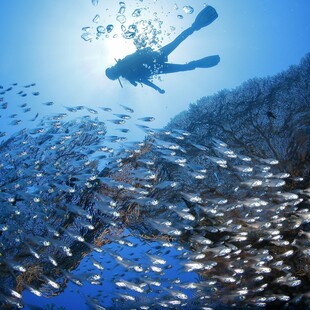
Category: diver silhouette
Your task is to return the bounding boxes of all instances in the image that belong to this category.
[105,6,220,94]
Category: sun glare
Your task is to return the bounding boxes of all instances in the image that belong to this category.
[106,36,136,62]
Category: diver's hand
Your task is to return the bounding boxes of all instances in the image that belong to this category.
[140,79,165,94]
[129,80,138,86]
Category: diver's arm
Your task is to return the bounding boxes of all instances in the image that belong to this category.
[140,79,165,94]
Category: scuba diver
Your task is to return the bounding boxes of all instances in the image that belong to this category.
[105,5,220,94]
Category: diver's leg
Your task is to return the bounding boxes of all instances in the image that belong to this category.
[159,26,195,58]
[158,63,196,74]
[159,55,220,74]
[159,6,218,58]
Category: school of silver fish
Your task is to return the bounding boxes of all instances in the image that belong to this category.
[1,82,310,309]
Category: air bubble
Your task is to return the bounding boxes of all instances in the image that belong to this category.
[82,27,91,32]
[106,24,114,33]
[81,33,93,42]
[119,6,125,14]
[93,14,100,23]
[132,9,141,17]
[97,26,105,34]
[116,15,126,24]
[128,24,137,31]
[183,5,194,14]
[123,31,136,39]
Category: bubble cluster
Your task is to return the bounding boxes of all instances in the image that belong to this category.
[81,1,198,49]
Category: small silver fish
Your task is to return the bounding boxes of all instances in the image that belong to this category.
[99,106,112,112]
[138,116,155,122]
[120,104,134,113]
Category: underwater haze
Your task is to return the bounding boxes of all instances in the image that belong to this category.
[1,0,310,309]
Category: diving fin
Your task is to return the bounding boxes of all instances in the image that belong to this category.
[192,6,218,31]
[189,55,220,69]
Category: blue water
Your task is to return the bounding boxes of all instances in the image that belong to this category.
[23,231,199,309]
[1,1,310,309]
